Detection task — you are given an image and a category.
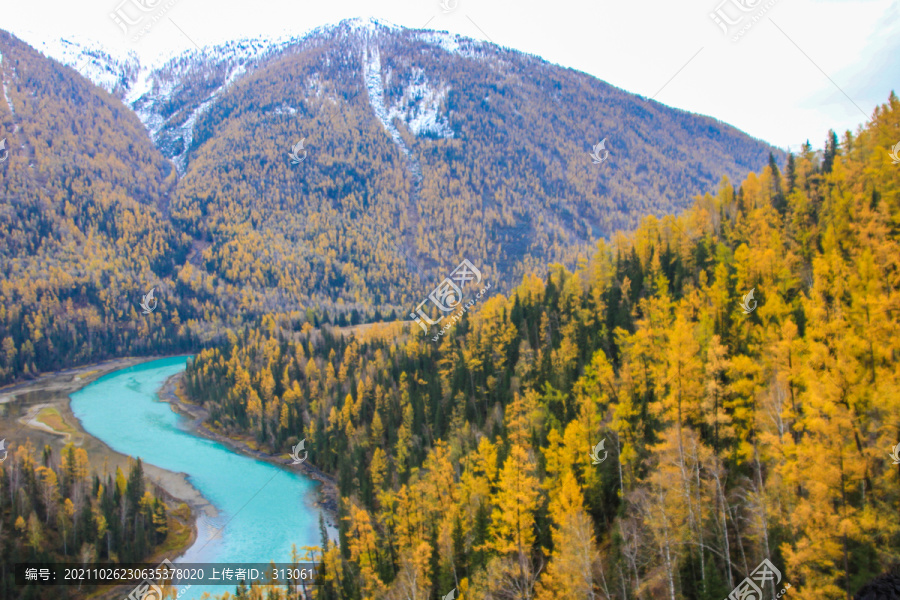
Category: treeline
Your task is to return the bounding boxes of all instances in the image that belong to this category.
[185,94,900,600]
[0,442,180,600]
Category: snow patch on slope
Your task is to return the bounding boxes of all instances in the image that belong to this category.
[364,47,453,145]
[174,97,216,172]
[0,51,18,129]
[415,30,487,60]
[1,79,12,118]
[128,36,297,170]
[364,45,410,156]
[387,68,453,139]
[11,30,141,99]
[0,59,14,118]
[417,31,462,55]
[10,29,294,155]
[274,104,298,115]
[167,62,248,173]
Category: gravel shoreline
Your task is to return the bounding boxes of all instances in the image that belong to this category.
[0,356,216,516]
[156,371,341,531]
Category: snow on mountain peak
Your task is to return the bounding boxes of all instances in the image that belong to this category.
[414,30,490,60]
[343,17,402,33]
[8,20,469,175]
[9,29,141,99]
[388,68,454,139]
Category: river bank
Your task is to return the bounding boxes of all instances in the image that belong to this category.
[0,356,215,519]
[0,357,211,599]
[67,357,333,600]
[156,372,340,530]
[1,356,339,600]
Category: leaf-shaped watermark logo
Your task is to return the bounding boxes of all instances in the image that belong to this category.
[740,288,757,314]
[291,438,308,464]
[889,141,900,165]
[289,138,308,164]
[590,439,608,464]
[0,138,8,163]
[590,138,610,164]
[890,443,900,465]
[140,288,158,314]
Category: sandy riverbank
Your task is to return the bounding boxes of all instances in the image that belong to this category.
[0,355,339,600]
[0,356,216,535]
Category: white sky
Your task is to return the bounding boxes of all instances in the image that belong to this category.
[1,0,897,150]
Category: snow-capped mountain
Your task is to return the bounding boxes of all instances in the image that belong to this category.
[0,18,782,327]
[10,30,295,171]
[13,19,488,172]
[8,30,142,100]
[128,18,472,171]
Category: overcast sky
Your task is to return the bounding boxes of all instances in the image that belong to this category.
[2,0,897,150]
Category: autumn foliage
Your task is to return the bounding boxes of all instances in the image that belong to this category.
[0,442,176,600]
[184,95,900,599]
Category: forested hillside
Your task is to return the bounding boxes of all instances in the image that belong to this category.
[0,31,197,383]
[184,94,900,600]
[167,19,781,315]
[0,22,780,385]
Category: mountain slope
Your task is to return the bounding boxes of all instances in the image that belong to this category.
[0,20,783,383]
[6,30,143,101]
[153,18,783,313]
[0,30,193,381]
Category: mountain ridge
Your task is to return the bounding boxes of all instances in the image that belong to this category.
[0,20,783,384]
[10,18,780,163]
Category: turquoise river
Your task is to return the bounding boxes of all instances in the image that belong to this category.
[69,356,324,600]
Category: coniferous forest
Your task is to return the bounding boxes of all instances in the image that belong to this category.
[179,95,900,599]
[0,442,186,600]
[0,23,778,387]
[2,15,900,600]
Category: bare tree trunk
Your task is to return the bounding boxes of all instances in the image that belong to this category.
[617,563,629,600]
[713,466,734,590]
[690,441,706,585]
[728,504,749,576]
[620,519,641,597]
[753,445,773,598]
[656,485,677,600]
[597,552,612,600]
